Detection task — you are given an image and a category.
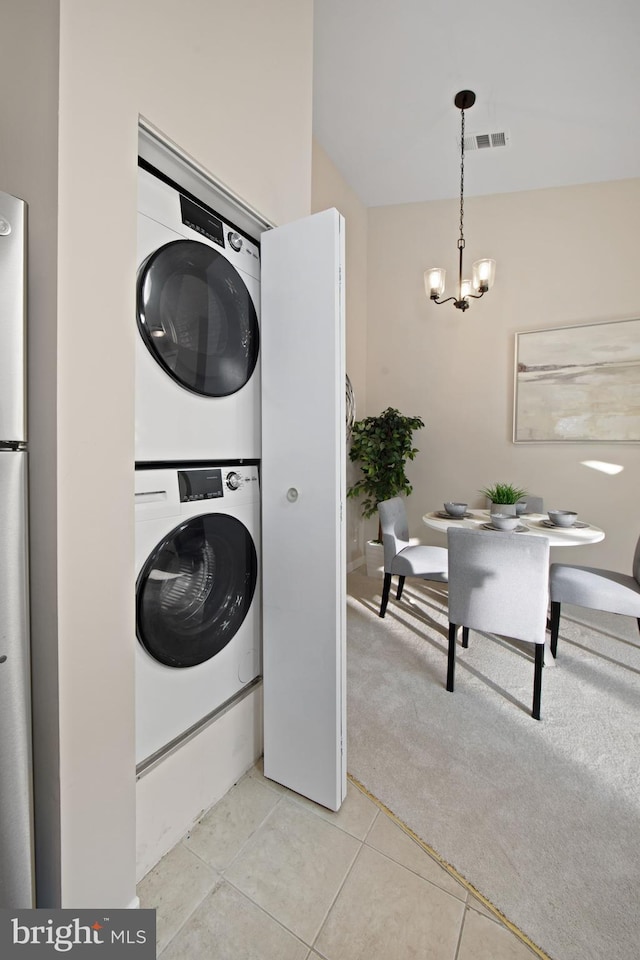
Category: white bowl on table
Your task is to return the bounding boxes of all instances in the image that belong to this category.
[444,501,467,517]
[548,510,578,527]
[491,513,520,531]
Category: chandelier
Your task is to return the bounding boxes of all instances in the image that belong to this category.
[424,90,495,311]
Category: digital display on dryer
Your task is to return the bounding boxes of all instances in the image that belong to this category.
[180,195,225,247]
[178,468,224,502]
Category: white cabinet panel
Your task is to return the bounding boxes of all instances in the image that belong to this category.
[261,208,346,811]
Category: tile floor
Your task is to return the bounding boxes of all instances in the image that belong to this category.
[138,761,543,960]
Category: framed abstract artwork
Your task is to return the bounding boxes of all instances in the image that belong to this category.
[513,318,640,442]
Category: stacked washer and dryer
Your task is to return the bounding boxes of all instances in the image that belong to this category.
[135,162,262,769]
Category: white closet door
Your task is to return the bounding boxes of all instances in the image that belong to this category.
[261,208,346,811]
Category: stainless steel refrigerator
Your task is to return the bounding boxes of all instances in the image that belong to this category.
[0,188,34,907]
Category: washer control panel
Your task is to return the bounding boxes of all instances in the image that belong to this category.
[178,468,223,502]
[225,470,241,490]
[178,465,260,503]
[222,467,260,493]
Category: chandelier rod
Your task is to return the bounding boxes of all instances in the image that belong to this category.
[457,97,466,301]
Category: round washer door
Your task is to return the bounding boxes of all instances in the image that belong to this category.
[137,239,260,397]
[136,514,258,668]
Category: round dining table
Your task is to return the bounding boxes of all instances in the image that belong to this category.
[422,509,605,547]
[422,509,604,666]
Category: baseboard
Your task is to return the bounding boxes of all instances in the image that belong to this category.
[347,556,365,573]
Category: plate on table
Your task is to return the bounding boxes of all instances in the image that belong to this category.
[481,522,528,533]
[435,510,473,520]
[538,519,590,530]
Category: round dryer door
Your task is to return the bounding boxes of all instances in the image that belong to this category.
[137,239,260,397]
[136,514,258,668]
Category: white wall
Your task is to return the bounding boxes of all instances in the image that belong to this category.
[2,0,313,908]
[312,141,369,567]
[367,179,640,572]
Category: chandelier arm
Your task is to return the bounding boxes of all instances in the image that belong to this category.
[431,296,458,306]
[465,289,486,301]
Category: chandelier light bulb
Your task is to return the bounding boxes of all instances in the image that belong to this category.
[472,258,496,293]
[424,267,446,299]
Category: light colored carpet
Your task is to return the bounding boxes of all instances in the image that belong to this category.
[347,570,640,960]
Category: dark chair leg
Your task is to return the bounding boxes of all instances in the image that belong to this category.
[396,575,406,601]
[637,618,640,636]
[462,626,469,648]
[549,601,561,658]
[447,622,457,692]
[532,643,544,720]
[379,573,392,618]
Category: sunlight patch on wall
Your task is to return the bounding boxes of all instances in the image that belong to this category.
[580,460,624,475]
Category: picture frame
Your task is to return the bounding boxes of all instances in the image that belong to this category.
[513,317,640,443]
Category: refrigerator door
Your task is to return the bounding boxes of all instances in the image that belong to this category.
[0,190,26,444]
[0,451,34,907]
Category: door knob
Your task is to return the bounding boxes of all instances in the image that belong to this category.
[286,487,299,502]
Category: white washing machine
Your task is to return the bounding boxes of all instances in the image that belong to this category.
[136,162,261,462]
[135,461,261,767]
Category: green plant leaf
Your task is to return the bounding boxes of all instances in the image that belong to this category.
[347,407,425,518]
[479,482,528,504]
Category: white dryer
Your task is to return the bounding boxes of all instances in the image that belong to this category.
[135,461,261,767]
[136,162,261,462]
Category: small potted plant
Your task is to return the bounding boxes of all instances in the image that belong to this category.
[347,407,425,575]
[479,482,528,516]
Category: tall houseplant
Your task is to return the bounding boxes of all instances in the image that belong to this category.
[347,407,425,544]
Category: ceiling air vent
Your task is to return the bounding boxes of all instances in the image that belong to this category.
[461,131,510,151]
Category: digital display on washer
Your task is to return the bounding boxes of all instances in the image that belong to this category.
[178,468,224,502]
[180,195,225,247]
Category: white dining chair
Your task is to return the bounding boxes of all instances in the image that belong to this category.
[377,497,448,618]
[446,527,550,719]
[549,534,640,657]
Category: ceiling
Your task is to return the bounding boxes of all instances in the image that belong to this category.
[312,0,640,207]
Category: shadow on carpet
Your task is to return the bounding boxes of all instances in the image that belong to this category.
[347,570,640,960]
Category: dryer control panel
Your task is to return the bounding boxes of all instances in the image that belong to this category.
[178,191,260,271]
[179,195,225,248]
